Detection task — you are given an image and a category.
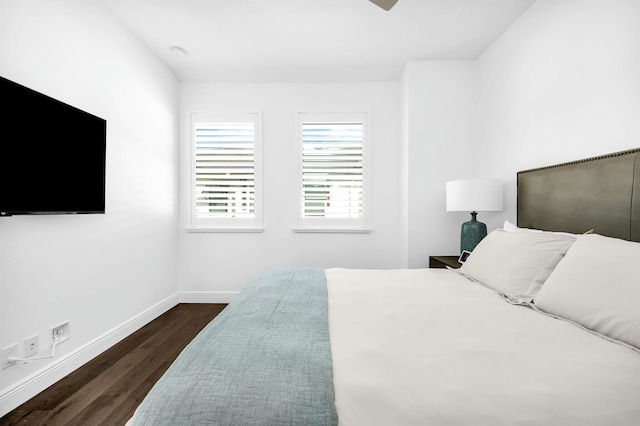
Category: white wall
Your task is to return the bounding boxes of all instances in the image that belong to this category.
[178,83,403,297]
[401,61,503,267]
[400,0,640,266]
[475,0,640,223]
[0,0,178,415]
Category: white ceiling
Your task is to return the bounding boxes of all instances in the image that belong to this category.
[99,0,535,83]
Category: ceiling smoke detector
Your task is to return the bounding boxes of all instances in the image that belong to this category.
[170,46,188,58]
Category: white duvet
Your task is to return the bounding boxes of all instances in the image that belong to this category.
[326,268,640,426]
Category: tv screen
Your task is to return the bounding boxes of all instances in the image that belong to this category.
[0,76,106,216]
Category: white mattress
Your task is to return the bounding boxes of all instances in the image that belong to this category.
[326,268,640,426]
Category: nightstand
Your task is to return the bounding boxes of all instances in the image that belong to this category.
[429,255,462,269]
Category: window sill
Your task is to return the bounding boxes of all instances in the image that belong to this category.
[292,227,372,234]
[186,227,264,233]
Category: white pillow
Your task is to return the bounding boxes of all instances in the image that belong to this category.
[459,229,576,303]
[534,234,640,350]
[502,220,584,237]
[502,220,525,232]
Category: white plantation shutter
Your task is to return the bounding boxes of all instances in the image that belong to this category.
[298,112,369,231]
[190,112,262,230]
[194,123,255,217]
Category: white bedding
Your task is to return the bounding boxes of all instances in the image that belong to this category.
[326,268,640,426]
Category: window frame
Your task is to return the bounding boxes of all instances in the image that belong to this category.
[294,112,371,233]
[188,111,263,232]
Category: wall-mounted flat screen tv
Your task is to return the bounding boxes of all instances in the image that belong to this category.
[0,76,106,216]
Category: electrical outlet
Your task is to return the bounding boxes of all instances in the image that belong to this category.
[24,334,39,358]
[50,321,70,346]
[1,344,18,370]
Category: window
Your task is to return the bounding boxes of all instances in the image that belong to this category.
[296,112,370,232]
[189,112,262,231]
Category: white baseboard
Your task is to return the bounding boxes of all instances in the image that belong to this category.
[179,291,239,304]
[0,293,179,418]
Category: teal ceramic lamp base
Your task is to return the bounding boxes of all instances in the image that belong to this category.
[460,211,487,253]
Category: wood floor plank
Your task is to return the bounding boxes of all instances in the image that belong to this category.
[13,307,195,425]
[67,308,221,425]
[0,303,226,426]
[16,305,189,413]
[35,323,188,425]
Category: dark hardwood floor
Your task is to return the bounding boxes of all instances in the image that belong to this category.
[1,303,227,426]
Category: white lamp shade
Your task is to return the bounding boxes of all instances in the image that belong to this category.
[446,178,503,212]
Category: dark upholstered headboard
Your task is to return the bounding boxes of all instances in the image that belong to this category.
[517,148,640,243]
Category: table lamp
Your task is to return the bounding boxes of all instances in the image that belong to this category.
[446,178,503,253]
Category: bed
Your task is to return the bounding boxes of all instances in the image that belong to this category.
[128,148,640,425]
